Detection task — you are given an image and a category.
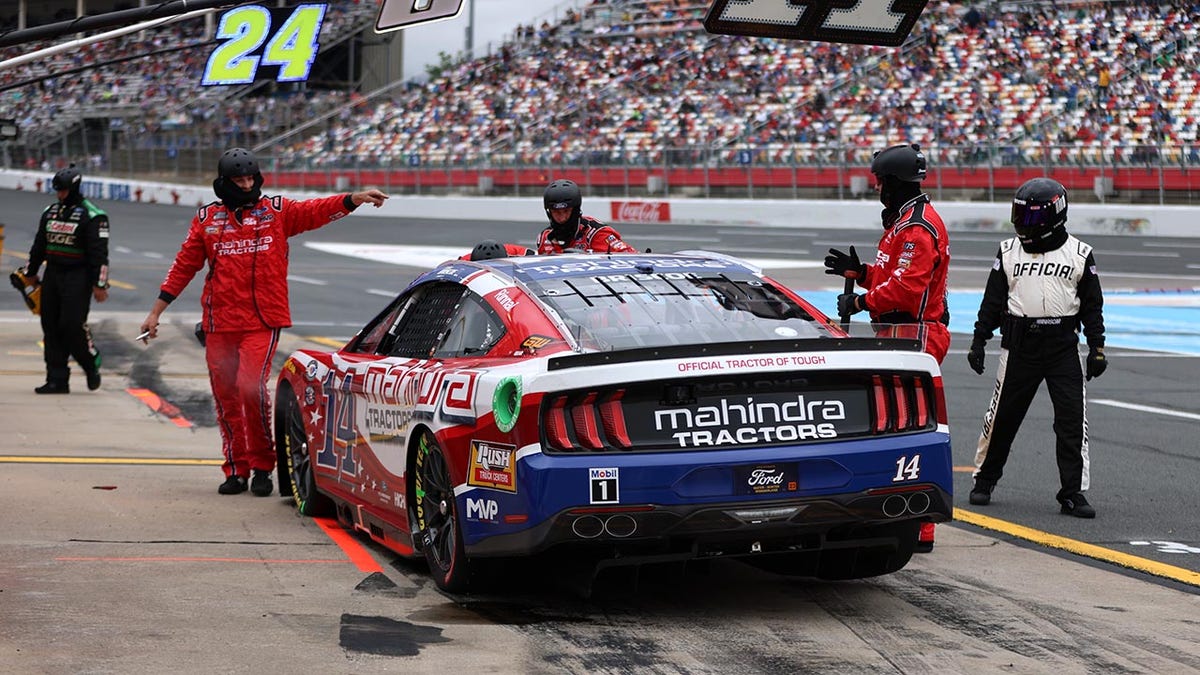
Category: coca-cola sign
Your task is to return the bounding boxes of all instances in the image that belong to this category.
[610,201,671,223]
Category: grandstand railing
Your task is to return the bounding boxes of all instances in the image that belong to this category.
[251,143,1200,205]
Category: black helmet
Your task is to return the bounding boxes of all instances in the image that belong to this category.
[871,143,927,183]
[1012,177,1069,249]
[217,147,260,178]
[469,240,509,261]
[213,147,264,208]
[871,143,926,214]
[543,179,583,242]
[51,164,83,201]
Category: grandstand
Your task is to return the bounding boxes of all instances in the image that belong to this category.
[2,0,1199,203]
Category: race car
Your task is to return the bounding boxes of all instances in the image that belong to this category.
[274,251,952,591]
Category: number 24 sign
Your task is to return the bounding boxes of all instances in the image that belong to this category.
[202,4,328,86]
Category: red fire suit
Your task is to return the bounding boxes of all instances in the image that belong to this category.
[158,193,357,478]
[535,215,637,254]
[856,194,951,364]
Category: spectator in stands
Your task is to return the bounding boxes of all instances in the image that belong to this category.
[536,179,636,254]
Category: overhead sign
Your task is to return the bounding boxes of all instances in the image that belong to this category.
[704,0,929,47]
[0,118,18,140]
[375,0,465,34]
[201,4,328,86]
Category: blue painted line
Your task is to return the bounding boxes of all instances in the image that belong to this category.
[798,290,1200,356]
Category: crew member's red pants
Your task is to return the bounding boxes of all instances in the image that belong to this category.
[205,329,281,479]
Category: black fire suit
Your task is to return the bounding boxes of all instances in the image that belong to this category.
[971,234,1104,502]
[27,195,110,386]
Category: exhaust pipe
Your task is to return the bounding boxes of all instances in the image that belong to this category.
[882,495,909,518]
[571,515,604,538]
[603,514,637,538]
[906,491,930,515]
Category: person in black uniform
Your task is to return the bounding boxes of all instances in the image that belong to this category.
[966,177,1107,518]
[24,165,110,394]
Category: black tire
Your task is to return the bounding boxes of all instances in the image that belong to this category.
[413,431,471,592]
[278,387,333,517]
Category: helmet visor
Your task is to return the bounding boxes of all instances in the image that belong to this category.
[1011,197,1062,233]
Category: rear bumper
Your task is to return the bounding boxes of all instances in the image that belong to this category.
[467,485,951,559]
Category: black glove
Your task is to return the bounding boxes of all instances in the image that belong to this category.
[967,340,986,375]
[824,246,866,280]
[837,293,865,318]
[1086,347,1107,380]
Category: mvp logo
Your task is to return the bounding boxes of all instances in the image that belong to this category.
[704,0,929,47]
[376,0,465,33]
[466,497,499,522]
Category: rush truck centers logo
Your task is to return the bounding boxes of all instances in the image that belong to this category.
[376,0,464,33]
[704,0,930,47]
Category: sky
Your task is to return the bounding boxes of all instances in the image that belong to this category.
[398,0,574,80]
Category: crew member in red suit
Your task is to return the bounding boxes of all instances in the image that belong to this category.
[825,143,951,552]
[138,148,388,496]
[535,179,636,254]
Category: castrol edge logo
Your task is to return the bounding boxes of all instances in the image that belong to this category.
[655,394,845,448]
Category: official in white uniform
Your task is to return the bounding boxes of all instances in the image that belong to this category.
[965,177,1107,518]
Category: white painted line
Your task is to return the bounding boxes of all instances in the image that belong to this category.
[725,246,811,255]
[142,251,163,259]
[1100,250,1179,258]
[114,246,133,254]
[717,228,821,237]
[303,242,824,270]
[1091,399,1200,421]
[287,275,329,286]
[638,234,721,243]
[366,288,395,297]
[1144,242,1200,249]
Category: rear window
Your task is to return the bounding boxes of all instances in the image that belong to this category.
[526,271,834,351]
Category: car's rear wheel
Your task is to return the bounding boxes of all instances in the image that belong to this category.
[413,431,471,592]
[278,387,333,517]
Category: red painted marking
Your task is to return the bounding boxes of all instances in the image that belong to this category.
[126,388,193,428]
[56,556,352,564]
[314,517,384,573]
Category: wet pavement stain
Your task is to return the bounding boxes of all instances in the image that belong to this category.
[338,613,450,657]
[354,571,418,599]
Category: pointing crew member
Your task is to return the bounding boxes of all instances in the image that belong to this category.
[536,179,637,255]
[825,143,951,553]
[139,148,388,497]
[24,164,109,394]
[966,177,1106,518]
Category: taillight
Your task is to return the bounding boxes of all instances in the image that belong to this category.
[546,395,571,449]
[571,392,603,450]
[599,390,632,448]
[543,389,631,452]
[872,374,936,434]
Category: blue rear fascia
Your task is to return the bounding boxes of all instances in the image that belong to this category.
[458,430,951,547]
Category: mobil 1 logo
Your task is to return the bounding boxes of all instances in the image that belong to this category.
[589,467,619,504]
[704,0,930,47]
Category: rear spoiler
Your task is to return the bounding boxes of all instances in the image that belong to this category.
[547,337,922,371]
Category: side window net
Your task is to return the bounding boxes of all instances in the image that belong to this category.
[388,283,467,359]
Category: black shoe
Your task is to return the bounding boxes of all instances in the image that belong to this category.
[1059,493,1096,519]
[250,470,273,497]
[35,382,70,394]
[86,369,102,391]
[218,475,248,495]
[969,480,994,506]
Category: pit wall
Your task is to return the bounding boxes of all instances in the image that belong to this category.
[2,170,1192,237]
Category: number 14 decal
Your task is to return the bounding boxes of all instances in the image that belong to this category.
[202,4,328,86]
[893,454,921,482]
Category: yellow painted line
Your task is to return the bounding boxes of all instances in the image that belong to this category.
[952,465,975,472]
[107,279,136,290]
[954,508,1200,588]
[6,351,41,357]
[0,456,222,465]
[304,336,345,348]
[5,251,30,260]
